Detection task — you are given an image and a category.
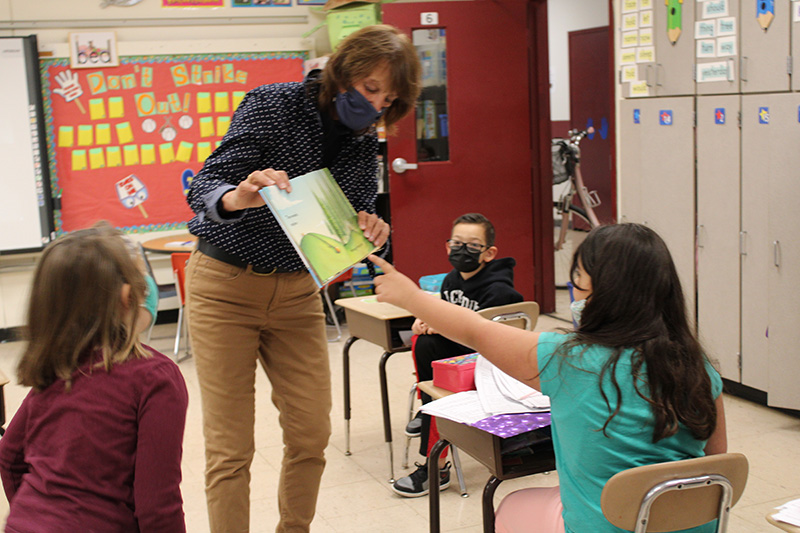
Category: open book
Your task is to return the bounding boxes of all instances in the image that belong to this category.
[258,168,378,287]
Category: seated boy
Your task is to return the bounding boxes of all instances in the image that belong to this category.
[392,212,523,497]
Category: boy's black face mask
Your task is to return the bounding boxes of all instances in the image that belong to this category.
[448,247,482,273]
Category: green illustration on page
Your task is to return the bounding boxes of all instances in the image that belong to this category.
[259,168,377,287]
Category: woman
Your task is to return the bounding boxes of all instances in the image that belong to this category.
[185,25,421,532]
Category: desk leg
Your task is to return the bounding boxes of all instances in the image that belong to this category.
[379,350,397,482]
[482,476,502,533]
[429,438,449,533]
[342,336,358,456]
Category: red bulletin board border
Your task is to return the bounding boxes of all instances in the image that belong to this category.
[41,51,307,234]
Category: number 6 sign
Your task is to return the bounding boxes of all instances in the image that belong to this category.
[420,12,439,25]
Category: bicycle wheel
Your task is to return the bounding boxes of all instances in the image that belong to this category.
[553,202,591,288]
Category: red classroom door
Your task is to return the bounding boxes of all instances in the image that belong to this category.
[382,0,554,308]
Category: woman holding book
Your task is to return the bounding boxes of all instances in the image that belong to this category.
[185,25,421,533]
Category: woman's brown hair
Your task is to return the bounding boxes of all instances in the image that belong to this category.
[18,222,149,392]
[319,24,422,128]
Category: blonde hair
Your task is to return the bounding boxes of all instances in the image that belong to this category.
[319,24,422,128]
[18,222,149,392]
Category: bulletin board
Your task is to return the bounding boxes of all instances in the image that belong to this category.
[41,50,307,233]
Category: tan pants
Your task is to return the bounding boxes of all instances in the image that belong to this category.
[186,250,332,533]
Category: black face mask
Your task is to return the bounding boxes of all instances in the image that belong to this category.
[448,247,482,273]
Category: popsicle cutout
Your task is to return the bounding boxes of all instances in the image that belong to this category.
[115,174,149,218]
[58,126,74,148]
[106,146,122,167]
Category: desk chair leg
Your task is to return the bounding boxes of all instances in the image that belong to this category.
[428,438,449,533]
[379,350,397,483]
[342,336,358,456]
[402,382,418,469]
[450,446,469,497]
[483,476,503,533]
[323,288,342,343]
[173,306,184,360]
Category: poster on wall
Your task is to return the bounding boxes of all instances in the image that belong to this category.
[41,51,306,233]
[233,0,292,6]
[162,0,224,6]
[69,32,119,69]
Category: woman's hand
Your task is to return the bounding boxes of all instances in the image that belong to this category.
[369,255,420,309]
[221,169,292,212]
[358,212,390,248]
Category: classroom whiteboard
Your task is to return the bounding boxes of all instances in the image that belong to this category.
[0,36,54,253]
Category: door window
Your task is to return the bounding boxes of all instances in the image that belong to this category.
[413,29,449,162]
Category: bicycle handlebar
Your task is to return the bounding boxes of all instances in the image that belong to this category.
[567,126,595,145]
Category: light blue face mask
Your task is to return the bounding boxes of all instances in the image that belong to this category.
[141,273,159,328]
[570,298,587,327]
[335,87,383,131]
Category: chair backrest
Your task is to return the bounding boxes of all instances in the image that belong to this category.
[601,452,749,533]
[171,252,191,306]
[477,301,540,331]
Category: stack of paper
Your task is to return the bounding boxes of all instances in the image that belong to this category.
[420,354,552,437]
[474,355,550,414]
[772,499,800,527]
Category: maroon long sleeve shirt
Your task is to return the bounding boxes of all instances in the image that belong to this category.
[0,347,188,532]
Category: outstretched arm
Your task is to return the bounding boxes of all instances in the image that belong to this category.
[370,255,542,389]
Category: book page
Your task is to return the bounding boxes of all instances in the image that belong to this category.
[259,168,378,286]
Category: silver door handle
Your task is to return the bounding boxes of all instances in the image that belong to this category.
[774,240,781,267]
[391,158,418,174]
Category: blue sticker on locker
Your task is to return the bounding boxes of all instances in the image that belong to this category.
[633,109,640,124]
[758,107,770,124]
[659,110,673,125]
[714,108,725,124]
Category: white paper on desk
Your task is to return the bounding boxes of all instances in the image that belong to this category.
[475,355,550,414]
[419,391,492,425]
[773,498,800,527]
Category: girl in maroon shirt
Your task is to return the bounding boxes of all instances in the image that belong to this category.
[0,223,188,532]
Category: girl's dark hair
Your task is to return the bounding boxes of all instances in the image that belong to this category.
[319,24,422,129]
[565,223,716,442]
[18,222,148,392]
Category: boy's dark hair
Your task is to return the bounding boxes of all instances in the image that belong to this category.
[452,213,495,247]
[564,223,716,443]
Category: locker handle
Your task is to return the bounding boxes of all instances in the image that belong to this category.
[741,56,748,82]
[774,241,781,268]
[739,231,747,256]
[696,225,704,248]
[656,63,663,87]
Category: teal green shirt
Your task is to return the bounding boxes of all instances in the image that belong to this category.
[537,332,723,533]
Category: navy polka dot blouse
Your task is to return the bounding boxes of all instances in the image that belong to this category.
[187,74,379,272]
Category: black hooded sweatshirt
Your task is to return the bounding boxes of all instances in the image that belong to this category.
[439,257,523,311]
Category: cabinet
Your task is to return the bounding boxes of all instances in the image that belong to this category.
[740,93,800,408]
[618,0,800,409]
[696,95,741,381]
[739,0,791,93]
[618,97,696,313]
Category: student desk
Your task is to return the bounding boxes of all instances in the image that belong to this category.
[140,233,196,254]
[767,509,800,532]
[334,296,416,483]
[419,381,556,533]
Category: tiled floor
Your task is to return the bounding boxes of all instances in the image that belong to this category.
[0,289,798,532]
